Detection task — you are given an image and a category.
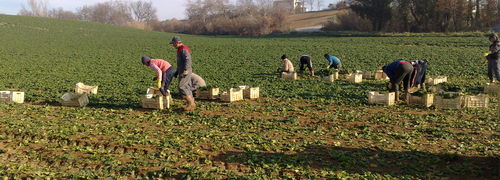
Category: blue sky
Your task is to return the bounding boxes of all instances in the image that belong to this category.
[0,0,340,20]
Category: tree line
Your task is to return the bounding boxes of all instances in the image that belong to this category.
[326,0,500,32]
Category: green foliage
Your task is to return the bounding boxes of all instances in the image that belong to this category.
[0,15,497,179]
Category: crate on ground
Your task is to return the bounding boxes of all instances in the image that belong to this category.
[141,87,171,109]
[427,76,448,85]
[75,82,98,94]
[374,70,389,80]
[368,91,395,106]
[243,87,259,100]
[0,91,25,104]
[409,94,434,107]
[346,73,363,83]
[362,71,373,80]
[196,87,219,100]
[281,72,297,80]
[60,92,89,107]
[434,93,462,109]
[463,94,489,108]
[220,88,244,102]
[484,83,500,96]
[141,95,171,109]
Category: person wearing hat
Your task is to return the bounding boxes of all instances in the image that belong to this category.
[324,54,342,70]
[382,60,414,102]
[299,55,314,76]
[486,33,500,83]
[141,56,175,96]
[169,36,196,111]
[277,54,294,73]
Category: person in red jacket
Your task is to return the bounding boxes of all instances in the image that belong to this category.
[170,36,196,111]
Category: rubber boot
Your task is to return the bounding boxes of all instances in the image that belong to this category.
[183,96,196,112]
[395,91,400,102]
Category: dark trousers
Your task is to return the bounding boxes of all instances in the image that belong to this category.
[162,67,175,91]
[487,59,500,82]
[391,63,414,92]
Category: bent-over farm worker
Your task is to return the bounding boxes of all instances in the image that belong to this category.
[299,55,314,76]
[170,36,196,111]
[277,54,294,73]
[409,59,428,90]
[324,54,342,70]
[190,73,206,97]
[486,33,500,83]
[383,60,414,102]
[141,56,174,96]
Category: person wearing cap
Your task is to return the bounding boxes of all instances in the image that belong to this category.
[486,33,500,83]
[277,54,294,73]
[141,56,175,96]
[169,36,196,111]
[299,55,314,76]
[324,54,342,70]
[382,60,414,102]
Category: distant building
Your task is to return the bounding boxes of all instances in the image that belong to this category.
[273,0,306,13]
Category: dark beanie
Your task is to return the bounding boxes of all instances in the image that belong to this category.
[489,33,499,41]
[281,54,287,59]
[141,56,151,65]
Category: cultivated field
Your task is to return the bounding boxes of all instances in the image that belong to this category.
[0,15,498,179]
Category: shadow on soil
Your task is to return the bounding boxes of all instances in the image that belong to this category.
[214,145,499,178]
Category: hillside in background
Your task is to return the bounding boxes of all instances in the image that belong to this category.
[288,9,347,31]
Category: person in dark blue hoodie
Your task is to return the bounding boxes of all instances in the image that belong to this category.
[383,60,414,102]
[486,33,500,83]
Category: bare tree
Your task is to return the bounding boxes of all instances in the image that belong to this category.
[130,1,158,23]
[19,0,49,17]
[316,0,324,11]
[303,0,316,11]
[49,7,78,20]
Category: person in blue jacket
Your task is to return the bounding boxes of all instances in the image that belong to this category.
[324,54,342,70]
[486,33,500,83]
[383,60,414,102]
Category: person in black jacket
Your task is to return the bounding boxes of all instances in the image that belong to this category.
[383,60,414,102]
[486,33,500,83]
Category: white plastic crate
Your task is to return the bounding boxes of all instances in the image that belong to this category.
[427,76,448,85]
[0,91,25,104]
[141,95,171,109]
[362,71,373,80]
[60,93,89,107]
[220,88,244,102]
[196,88,219,100]
[463,95,489,108]
[374,70,389,80]
[409,94,434,107]
[243,87,259,100]
[368,91,395,106]
[75,82,98,94]
[434,93,462,109]
[346,73,363,83]
[281,72,297,80]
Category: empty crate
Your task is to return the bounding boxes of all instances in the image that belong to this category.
[220,88,244,102]
[196,88,220,100]
[75,82,98,94]
[346,73,363,83]
[243,87,259,100]
[60,92,89,107]
[0,91,25,104]
[368,91,395,106]
[409,94,434,107]
[427,76,448,85]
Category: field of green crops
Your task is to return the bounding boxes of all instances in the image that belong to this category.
[0,15,498,179]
